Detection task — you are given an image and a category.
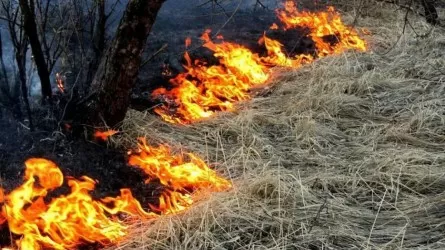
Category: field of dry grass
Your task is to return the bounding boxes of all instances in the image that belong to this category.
[112,3,445,249]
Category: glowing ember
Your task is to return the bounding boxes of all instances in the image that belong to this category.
[94,130,119,141]
[0,141,231,249]
[152,1,367,124]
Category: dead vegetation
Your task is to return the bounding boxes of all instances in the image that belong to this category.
[110,3,445,249]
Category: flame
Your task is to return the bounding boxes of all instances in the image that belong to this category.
[0,158,130,249]
[94,129,119,141]
[0,139,231,249]
[152,30,270,124]
[56,73,64,93]
[128,137,232,195]
[151,1,367,124]
[185,37,192,48]
[259,33,315,67]
[275,1,366,56]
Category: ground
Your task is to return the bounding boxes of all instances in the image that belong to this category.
[112,3,445,249]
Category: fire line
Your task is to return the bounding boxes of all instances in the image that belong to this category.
[0,139,231,249]
[0,1,367,249]
[152,1,367,124]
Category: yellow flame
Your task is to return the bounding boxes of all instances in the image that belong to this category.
[0,140,231,249]
[152,2,367,124]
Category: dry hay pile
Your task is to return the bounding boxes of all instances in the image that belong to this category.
[112,3,445,249]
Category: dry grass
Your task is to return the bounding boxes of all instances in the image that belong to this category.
[111,3,445,249]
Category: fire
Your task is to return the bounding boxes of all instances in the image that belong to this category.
[185,37,191,48]
[259,34,314,67]
[152,30,269,124]
[152,1,367,124]
[0,158,129,249]
[128,137,232,193]
[0,140,231,249]
[94,129,119,141]
[55,73,64,93]
[275,1,367,56]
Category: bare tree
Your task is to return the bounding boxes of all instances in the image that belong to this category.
[15,0,76,102]
[0,31,22,119]
[18,0,52,100]
[80,0,166,127]
[84,0,109,88]
[1,0,166,130]
[1,0,33,129]
[93,0,106,60]
[57,0,122,97]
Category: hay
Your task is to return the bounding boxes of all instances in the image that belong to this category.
[111,3,445,249]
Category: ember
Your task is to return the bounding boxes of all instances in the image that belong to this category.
[0,141,231,249]
[94,130,119,141]
[152,1,367,124]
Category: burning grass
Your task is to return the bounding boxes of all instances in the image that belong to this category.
[152,1,366,124]
[115,3,445,249]
[0,2,443,249]
[0,142,231,249]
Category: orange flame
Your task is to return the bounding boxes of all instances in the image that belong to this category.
[275,1,366,56]
[56,73,64,93]
[185,37,192,48]
[94,130,119,141]
[0,159,130,249]
[152,30,270,124]
[0,141,231,249]
[128,138,232,194]
[152,2,367,124]
[259,33,315,67]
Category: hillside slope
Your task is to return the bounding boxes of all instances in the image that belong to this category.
[115,3,445,249]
